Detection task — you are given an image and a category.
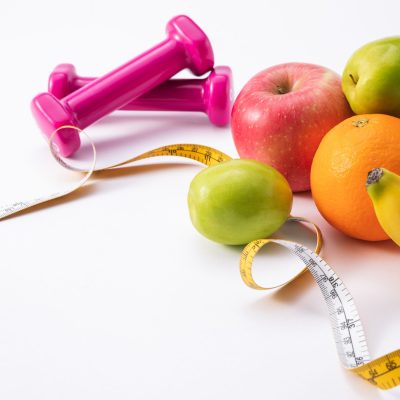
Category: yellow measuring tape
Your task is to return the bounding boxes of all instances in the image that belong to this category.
[1,126,399,390]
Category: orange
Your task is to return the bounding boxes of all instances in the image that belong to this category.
[311,114,400,241]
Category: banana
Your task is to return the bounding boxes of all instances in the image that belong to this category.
[366,168,400,247]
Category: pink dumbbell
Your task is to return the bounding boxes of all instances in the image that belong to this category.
[31,15,214,157]
[49,64,232,127]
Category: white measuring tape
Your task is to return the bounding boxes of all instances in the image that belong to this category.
[240,238,400,390]
[1,126,398,390]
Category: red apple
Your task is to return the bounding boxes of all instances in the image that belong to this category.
[231,63,353,192]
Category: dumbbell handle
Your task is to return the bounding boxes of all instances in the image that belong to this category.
[63,76,206,112]
[65,40,188,128]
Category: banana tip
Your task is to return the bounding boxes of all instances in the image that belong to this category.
[366,168,384,187]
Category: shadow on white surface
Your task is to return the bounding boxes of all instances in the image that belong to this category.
[94,161,198,179]
[71,112,231,168]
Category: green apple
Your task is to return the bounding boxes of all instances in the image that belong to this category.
[187,159,293,245]
[342,37,400,116]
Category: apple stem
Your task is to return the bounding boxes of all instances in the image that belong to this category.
[349,73,358,85]
[276,85,287,95]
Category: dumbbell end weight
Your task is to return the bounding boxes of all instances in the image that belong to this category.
[31,93,80,157]
[167,15,214,75]
[204,66,233,126]
[49,64,78,100]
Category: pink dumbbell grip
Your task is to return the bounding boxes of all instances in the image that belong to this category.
[67,77,206,111]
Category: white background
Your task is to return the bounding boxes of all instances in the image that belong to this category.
[0,1,399,399]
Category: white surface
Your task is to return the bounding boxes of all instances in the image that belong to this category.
[0,1,399,399]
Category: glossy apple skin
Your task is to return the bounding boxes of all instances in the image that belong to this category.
[231,63,353,192]
[187,159,293,245]
[343,37,400,117]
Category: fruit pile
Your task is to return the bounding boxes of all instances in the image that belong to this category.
[189,37,400,247]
